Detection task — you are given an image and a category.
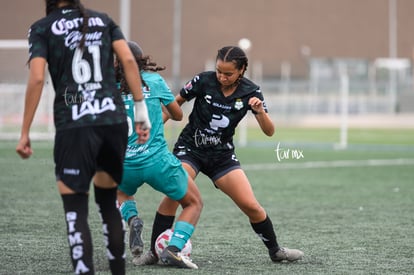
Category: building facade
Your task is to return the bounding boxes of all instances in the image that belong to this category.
[1,0,414,82]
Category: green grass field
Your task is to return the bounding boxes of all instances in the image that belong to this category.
[1,127,414,274]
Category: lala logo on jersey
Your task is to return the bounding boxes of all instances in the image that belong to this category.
[72,96,116,120]
[234,99,244,110]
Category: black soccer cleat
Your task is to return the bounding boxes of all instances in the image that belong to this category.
[132,250,158,266]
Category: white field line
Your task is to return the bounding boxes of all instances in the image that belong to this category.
[243,158,414,171]
[3,157,414,170]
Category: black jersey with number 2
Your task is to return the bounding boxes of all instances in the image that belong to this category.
[28,7,126,130]
[177,71,269,154]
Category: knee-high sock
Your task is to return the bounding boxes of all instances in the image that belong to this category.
[119,200,138,224]
[94,186,125,275]
[61,193,94,275]
[251,215,280,252]
[150,212,175,254]
[169,221,194,252]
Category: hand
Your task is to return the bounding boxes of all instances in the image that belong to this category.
[135,123,150,144]
[16,135,33,159]
[248,97,265,114]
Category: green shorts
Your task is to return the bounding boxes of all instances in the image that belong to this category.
[118,150,188,201]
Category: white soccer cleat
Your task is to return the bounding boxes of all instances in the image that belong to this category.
[270,247,304,262]
[160,248,198,269]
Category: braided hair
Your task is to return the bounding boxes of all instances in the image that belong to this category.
[115,41,166,95]
[217,46,248,75]
[45,0,89,49]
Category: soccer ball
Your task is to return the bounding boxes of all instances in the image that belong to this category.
[155,228,192,257]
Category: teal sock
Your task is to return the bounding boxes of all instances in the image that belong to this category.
[169,221,194,251]
[119,200,138,223]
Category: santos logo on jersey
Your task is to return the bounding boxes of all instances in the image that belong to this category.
[234,99,244,110]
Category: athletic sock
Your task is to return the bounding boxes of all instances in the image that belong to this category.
[119,200,138,224]
[168,221,194,252]
[61,193,94,275]
[94,186,125,275]
[251,215,280,252]
[150,212,175,254]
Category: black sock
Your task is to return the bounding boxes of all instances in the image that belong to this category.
[251,215,280,253]
[61,193,94,275]
[94,186,125,275]
[166,245,180,253]
[150,212,175,254]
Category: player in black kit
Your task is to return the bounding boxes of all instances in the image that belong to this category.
[16,1,151,274]
[148,46,304,264]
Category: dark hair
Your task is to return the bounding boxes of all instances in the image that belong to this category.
[45,0,89,49]
[115,41,166,94]
[216,46,249,74]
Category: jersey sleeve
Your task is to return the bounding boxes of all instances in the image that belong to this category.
[250,88,270,114]
[105,13,125,42]
[156,75,175,106]
[179,74,202,101]
[28,22,48,61]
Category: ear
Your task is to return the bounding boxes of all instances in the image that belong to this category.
[240,65,246,76]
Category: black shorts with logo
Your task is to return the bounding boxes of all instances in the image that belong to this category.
[54,122,128,193]
[173,143,241,183]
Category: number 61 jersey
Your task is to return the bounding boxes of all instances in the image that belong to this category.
[28,7,126,130]
[177,71,269,152]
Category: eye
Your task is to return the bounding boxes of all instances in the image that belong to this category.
[216,67,236,77]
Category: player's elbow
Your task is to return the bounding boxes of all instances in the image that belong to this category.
[264,128,275,137]
[263,124,275,136]
[28,76,44,88]
[166,102,183,121]
[122,58,137,71]
[170,111,183,121]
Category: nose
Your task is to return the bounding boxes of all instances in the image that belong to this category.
[218,73,228,82]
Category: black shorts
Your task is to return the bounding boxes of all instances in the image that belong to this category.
[173,144,241,183]
[54,122,128,193]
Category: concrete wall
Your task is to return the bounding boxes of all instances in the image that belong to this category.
[1,0,414,81]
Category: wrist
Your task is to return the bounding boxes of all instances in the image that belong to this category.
[134,100,151,130]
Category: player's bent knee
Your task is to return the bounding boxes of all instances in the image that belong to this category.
[94,171,117,189]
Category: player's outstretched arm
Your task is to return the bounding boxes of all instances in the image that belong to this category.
[16,57,46,159]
